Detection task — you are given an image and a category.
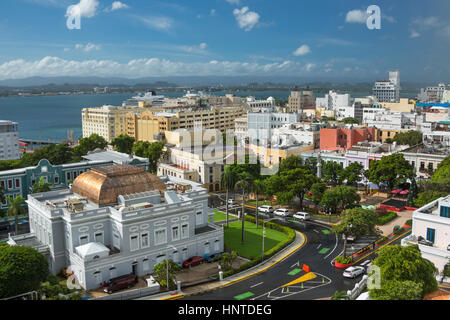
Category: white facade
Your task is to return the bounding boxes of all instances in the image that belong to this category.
[402,195,450,274]
[0,120,20,161]
[247,111,300,145]
[373,71,401,103]
[271,122,325,149]
[316,90,352,111]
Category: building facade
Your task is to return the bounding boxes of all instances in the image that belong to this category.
[14,165,223,291]
[319,127,376,151]
[0,150,148,210]
[373,70,400,103]
[401,195,450,274]
[0,120,20,161]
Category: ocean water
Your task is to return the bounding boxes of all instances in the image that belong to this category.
[0,90,417,142]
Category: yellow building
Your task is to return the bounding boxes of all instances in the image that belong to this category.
[82,105,149,142]
[379,98,415,112]
[248,143,314,168]
[127,106,246,142]
[374,128,410,143]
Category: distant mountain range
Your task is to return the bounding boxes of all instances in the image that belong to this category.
[0,75,428,89]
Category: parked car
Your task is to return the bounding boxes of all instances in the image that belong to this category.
[293,212,310,221]
[342,234,356,242]
[227,199,235,205]
[343,266,365,279]
[182,256,205,268]
[204,253,221,263]
[258,205,274,214]
[274,208,290,217]
[103,273,138,294]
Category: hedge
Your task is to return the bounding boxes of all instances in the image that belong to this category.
[377,211,398,225]
[222,216,296,278]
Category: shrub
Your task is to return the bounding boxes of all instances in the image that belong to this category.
[405,219,413,227]
[377,211,398,225]
[393,227,405,235]
[336,256,352,264]
[376,236,388,245]
[393,225,400,233]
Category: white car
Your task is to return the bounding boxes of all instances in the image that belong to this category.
[343,266,365,279]
[227,199,235,205]
[258,205,274,213]
[274,208,290,217]
[293,212,310,221]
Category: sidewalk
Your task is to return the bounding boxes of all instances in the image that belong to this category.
[146,230,306,300]
[377,210,413,236]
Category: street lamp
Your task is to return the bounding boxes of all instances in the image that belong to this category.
[166,245,177,291]
[262,218,278,262]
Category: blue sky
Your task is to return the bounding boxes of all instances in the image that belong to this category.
[0,0,449,82]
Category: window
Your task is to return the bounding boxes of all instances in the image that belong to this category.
[79,235,89,246]
[181,223,189,239]
[0,181,4,188]
[141,232,149,248]
[426,228,435,243]
[66,172,71,180]
[7,180,12,189]
[54,176,59,184]
[440,206,450,218]
[143,259,150,273]
[214,240,220,251]
[15,179,20,189]
[94,232,103,243]
[130,234,139,251]
[172,226,179,241]
[196,211,203,225]
[154,228,167,246]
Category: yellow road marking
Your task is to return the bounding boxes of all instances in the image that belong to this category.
[282,272,317,287]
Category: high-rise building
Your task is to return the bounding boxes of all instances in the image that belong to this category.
[373,70,401,103]
[287,89,315,113]
[0,120,20,161]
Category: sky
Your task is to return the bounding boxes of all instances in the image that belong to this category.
[0,0,450,82]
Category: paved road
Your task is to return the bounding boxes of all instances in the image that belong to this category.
[182,217,365,300]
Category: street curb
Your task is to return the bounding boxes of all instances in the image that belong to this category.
[157,230,307,300]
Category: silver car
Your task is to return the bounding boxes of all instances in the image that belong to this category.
[343,266,365,279]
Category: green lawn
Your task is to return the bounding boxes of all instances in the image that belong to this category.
[209,210,238,223]
[224,220,288,260]
[247,200,275,207]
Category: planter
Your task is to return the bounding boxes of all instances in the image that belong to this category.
[353,248,371,258]
[334,260,354,268]
[403,224,412,229]
[375,240,388,246]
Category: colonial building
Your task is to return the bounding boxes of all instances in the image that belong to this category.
[0,150,148,210]
[10,165,223,291]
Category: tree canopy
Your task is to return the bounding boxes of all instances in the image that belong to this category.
[320,185,361,214]
[393,131,423,146]
[369,244,438,299]
[0,245,49,298]
[133,141,165,174]
[111,134,135,154]
[365,153,414,191]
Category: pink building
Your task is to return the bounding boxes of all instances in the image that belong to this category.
[320,127,376,151]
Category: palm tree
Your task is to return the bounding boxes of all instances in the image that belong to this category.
[32,177,52,194]
[235,175,251,244]
[252,179,265,228]
[7,195,26,235]
[220,167,238,228]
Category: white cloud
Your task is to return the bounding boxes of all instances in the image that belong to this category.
[233,7,260,31]
[65,0,99,19]
[111,1,129,11]
[210,9,216,16]
[0,56,316,80]
[226,0,241,5]
[134,15,174,31]
[74,43,101,52]
[293,44,311,56]
[179,43,208,54]
[345,10,368,23]
[410,30,420,38]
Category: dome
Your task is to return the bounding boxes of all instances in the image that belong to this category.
[72,165,166,206]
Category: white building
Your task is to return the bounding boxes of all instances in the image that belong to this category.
[271,122,326,149]
[417,83,450,103]
[316,91,352,111]
[402,195,450,274]
[245,96,276,110]
[0,120,20,161]
[122,92,165,107]
[247,110,300,145]
[373,71,400,103]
